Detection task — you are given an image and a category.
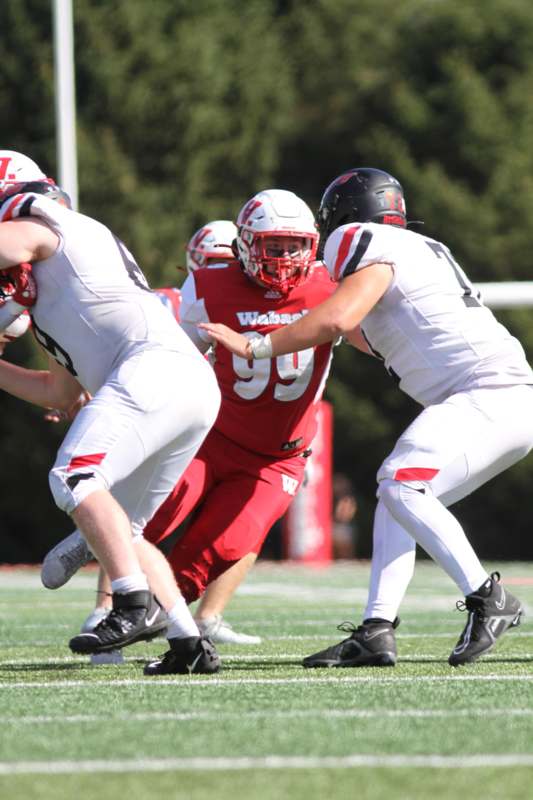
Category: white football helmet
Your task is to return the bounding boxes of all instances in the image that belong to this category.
[186,220,237,272]
[0,150,47,195]
[236,189,318,295]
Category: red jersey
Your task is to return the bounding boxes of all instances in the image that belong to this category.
[180,262,335,457]
[154,287,182,320]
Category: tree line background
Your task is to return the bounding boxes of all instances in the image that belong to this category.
[2,0,533,562]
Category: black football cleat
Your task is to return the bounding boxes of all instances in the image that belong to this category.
[144,636,220,675]
[69,590,168,654]
[449,572,523,666]
[303,618,399,668]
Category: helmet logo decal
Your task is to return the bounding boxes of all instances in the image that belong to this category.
[383,189,405,213]
[335,171,356,186]
[239,199,262,226]
[190,227,212,250]
[0,156,17,187]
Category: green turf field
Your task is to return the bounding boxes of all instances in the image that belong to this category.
[0,561,532,800]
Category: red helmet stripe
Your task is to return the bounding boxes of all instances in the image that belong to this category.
[239,199,262,226]
[191,227,212,249]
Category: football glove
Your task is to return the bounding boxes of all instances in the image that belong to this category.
[0,263,37,332]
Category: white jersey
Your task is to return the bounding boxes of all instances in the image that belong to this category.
[324,222,533,406]
[1,193,201,394]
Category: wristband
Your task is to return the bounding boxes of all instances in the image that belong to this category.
[249,334,273,359]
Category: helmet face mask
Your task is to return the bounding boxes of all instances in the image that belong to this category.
[317,168,407,245]
[186,220,237,272]
[236,189,318,295]
[9,180,71,208]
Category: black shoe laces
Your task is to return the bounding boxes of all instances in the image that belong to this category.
[94,609,137,639]
[337,618,400,636]
[337,621,359,634]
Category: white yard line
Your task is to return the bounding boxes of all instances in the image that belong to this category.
[1,673,533,690]
[1,708,532,725]
[1,754,533,774]
[1,647,533,667]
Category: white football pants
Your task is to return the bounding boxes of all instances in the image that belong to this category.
[364,383,533,620]
[49,348,220,535]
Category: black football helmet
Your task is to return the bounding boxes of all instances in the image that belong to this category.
[316,168,407,244]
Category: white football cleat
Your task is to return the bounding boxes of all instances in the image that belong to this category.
[196,614,261,645]
[41,530,93,589]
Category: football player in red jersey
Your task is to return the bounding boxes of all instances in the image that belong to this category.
[142,190,335,666]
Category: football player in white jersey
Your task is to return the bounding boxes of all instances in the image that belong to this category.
[43,219,263,646]
[0,150,221,674]
[201,167,533,667]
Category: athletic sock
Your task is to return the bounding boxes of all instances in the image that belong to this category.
[110,574,149,594]
[166,595,200,639]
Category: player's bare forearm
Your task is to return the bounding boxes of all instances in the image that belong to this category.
[0,356,84,411]
[199,263,393,359]
[0,360,55,407]
[0,219,59,268]
[266,264,393,357]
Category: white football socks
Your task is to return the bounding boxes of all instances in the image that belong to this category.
[110,574,149,594]
[364,499,416,621]
[166,595,201,639]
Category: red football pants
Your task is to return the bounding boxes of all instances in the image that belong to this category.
[144,428,306,601]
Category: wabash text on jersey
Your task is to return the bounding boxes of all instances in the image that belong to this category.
[180,261,336,457]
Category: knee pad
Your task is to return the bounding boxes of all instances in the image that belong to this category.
[377,477,432,517]
[49,464,109,514]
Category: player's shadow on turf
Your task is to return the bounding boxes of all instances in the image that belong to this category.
[479,656,533,664]
[399,657,453,664]
[221,659,304,671]
[399,655,533,665]
[0,662,107,673]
